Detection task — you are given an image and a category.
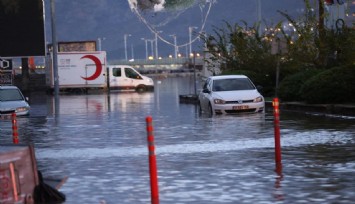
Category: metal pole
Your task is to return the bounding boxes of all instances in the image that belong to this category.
[145,40,148,59]
[169,35,177,59]
[149,40,154,58]
[98,38,101,51]
[50,0,58,96]
[193,52,197,95]
[189,27,192,57]
[155,33,158,59]
[124,35,127,60]
[174,35,177,59]
[188,26,198,57]
[141,38,148,59]
[256,0,262,34]
[131,44,134,60]
[124,34,131,61]
[98,37,105,51]
[50,0,59,117]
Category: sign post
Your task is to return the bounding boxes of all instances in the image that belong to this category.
[0,58,13,85]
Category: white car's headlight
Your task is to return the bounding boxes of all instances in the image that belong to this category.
[213,98,225,104]
[253,96,263,103]
[16,107,29,112]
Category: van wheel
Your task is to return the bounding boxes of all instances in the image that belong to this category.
[136,85,146,92]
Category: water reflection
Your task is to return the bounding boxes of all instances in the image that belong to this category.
[1,77,354,203]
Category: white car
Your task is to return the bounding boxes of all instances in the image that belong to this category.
[198,75,264,115]
[0,86,30,116]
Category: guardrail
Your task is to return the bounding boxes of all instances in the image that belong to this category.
[109,57,204,66]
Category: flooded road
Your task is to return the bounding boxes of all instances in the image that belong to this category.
[1,77,355,204]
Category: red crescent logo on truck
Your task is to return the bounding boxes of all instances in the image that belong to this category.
[80,55,102,80]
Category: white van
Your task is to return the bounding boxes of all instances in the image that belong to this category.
[107,65,154,92]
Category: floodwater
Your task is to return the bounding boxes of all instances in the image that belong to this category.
[1,76,355,204]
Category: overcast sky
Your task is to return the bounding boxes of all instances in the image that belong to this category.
[43,0,311,60]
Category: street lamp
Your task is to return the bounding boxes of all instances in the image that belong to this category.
[256,0,262,34]
[124,34,131,61]
[169,34,178,58]
[141,38,148,59]
[154,31,163,59]
[189,26,198,57]
[97,37,106,51]
[131,43,134,60]
[147,39,155,58]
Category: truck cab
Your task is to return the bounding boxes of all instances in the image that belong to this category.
[107,65,154,92]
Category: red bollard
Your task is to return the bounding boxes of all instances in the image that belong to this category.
[272,98,282,167]
[12,113,19,144]
[146,116,159,204]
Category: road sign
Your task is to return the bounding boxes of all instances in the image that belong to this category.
[0,71,12,85]
[0,58,10,69]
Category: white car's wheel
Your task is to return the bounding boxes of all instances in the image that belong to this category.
[198,101,203,113]
[208,103,213,116]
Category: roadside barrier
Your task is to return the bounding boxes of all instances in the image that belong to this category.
[12,113,19,144]
[272,98,282,171]
[145,116,159,204]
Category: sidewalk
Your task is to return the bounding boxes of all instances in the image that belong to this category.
[265,101,355,117]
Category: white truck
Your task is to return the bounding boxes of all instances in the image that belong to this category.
[46,51,154,92]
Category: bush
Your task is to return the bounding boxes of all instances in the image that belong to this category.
[301,65,355,104]
[278,69,322,102]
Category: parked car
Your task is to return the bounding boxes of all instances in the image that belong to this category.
[0,85,30,116]
[198,75,264,115]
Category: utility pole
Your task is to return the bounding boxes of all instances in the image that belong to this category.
[50,0,59,97]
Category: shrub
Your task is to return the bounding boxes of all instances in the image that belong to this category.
[301,65,355,104]
[278,69,322,102]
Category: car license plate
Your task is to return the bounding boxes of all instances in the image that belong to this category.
[233,105,249,110]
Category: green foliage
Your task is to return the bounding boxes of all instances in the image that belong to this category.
[201,0,354,102]
[203,20,275,74]
[324,28,355,68]
[301,66,355,104]
[278,69,322,102]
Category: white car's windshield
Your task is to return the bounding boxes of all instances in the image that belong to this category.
[212,78,255,92]
[0,89,24,101]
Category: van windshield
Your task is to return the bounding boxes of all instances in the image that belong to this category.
[125,68,142,79]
